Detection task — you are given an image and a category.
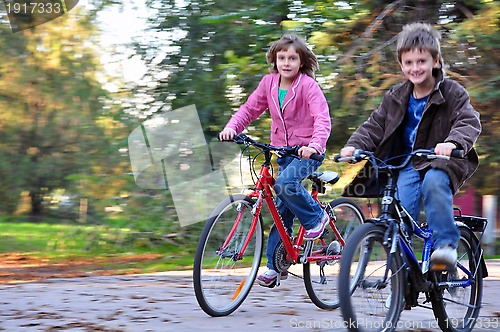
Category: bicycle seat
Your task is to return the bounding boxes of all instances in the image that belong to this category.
[309,171,340,185]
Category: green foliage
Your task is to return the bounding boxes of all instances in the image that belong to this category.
[130,0,499,197]
[134,0,289,141]
[0,0,498,257]
[444,1,500,195]
[0,214,195,272]
[0,6,119,216]
[0,214,195,255]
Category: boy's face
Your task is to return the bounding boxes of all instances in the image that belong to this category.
[276,46,302,85]
[399,48,439,87]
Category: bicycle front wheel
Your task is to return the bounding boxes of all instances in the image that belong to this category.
[338,222,405,332]
[430,227,484,332]
[193,194,263,317]
[303,197,365,309]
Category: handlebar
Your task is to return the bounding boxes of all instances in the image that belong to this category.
[334,148,465,171]
[225,133,325,162]
[450,149,466,158]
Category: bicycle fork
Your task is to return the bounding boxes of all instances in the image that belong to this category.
[218,197,262,261]
[381,221,399,284]
[358,222,404,291]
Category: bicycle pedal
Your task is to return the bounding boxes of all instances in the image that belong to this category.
[300,242,314,263]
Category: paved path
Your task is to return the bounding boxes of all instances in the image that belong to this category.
[1,260,500,331]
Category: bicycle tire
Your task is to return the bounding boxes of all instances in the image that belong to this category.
[338,222,405,332]
[193,194,264,317]
[430,227,483,332]
[303,197,365,310]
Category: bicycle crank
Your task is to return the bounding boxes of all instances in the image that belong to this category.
[273,240,293,273]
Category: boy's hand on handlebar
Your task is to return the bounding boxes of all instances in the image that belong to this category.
[340,146,356,158]
[334,146,359,163]
[219,128,237,141]
[298,146,318,160]
[434,142,457,157]
[339,146,356,163]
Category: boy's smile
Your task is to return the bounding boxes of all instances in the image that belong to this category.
[400,48,439,93]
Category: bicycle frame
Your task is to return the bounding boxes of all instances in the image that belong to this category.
[373,165,485,295]
[223,149,341,266]
[336,148,487,330]
[193,135,367,316]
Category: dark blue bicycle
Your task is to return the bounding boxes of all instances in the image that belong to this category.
[336,149,487,332]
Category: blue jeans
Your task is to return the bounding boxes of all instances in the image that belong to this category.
[396,164,459,249]
[265,155,324,269]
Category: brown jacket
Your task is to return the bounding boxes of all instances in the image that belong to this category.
[342,69,481,197]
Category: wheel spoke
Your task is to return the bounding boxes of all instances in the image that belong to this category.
[193,195,263,317]
[303,198,365,310]
[338,223,404,331]
[431,227,483,331]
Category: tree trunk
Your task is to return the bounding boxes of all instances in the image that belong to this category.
[29,190,43,221]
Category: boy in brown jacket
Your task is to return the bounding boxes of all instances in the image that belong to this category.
[340,23,481,270]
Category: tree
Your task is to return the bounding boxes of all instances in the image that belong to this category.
[130,0,499,200]
[0,4,119,217]
[447,1,500,195]
[307,0,499,196]
[129,0,290,138]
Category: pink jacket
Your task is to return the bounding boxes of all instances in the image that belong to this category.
[225,73,331,154]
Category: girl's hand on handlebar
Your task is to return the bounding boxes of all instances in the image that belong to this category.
[434,142,457,157]
[298,146,318,160]
[219,128,237,141]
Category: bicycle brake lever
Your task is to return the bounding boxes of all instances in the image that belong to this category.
[353,149,369,161]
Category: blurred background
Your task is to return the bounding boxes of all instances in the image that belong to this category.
[0,0,498,278]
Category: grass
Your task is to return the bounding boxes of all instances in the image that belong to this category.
[1,213,498,280]
[0,215,196,275]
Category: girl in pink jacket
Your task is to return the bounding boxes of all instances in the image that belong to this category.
[219,34,331,288]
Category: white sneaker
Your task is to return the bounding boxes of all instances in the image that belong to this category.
[430,246,457,271]
[256,269,288,288]
[304,211,329,240]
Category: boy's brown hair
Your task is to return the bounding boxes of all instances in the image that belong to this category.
[397,22,445,71]
[266,34,319,78]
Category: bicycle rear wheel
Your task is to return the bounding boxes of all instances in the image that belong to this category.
[303,198,365,309]
[338,222,404,332]
[430,227,483,332]
[193,194,263,317]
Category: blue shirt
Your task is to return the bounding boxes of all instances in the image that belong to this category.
[403,94,427,153]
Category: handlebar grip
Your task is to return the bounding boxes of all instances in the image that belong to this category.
[333,154,341,162]
[310,153,325,162]
[451,149,465,158]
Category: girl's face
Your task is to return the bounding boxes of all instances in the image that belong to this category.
[399,48,439,87]
[276,46,302,86]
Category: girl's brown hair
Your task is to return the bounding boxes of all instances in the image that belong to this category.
[266,34,319,78]
[397,22,445,71]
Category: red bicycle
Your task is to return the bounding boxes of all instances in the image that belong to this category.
[193,134,365,316]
